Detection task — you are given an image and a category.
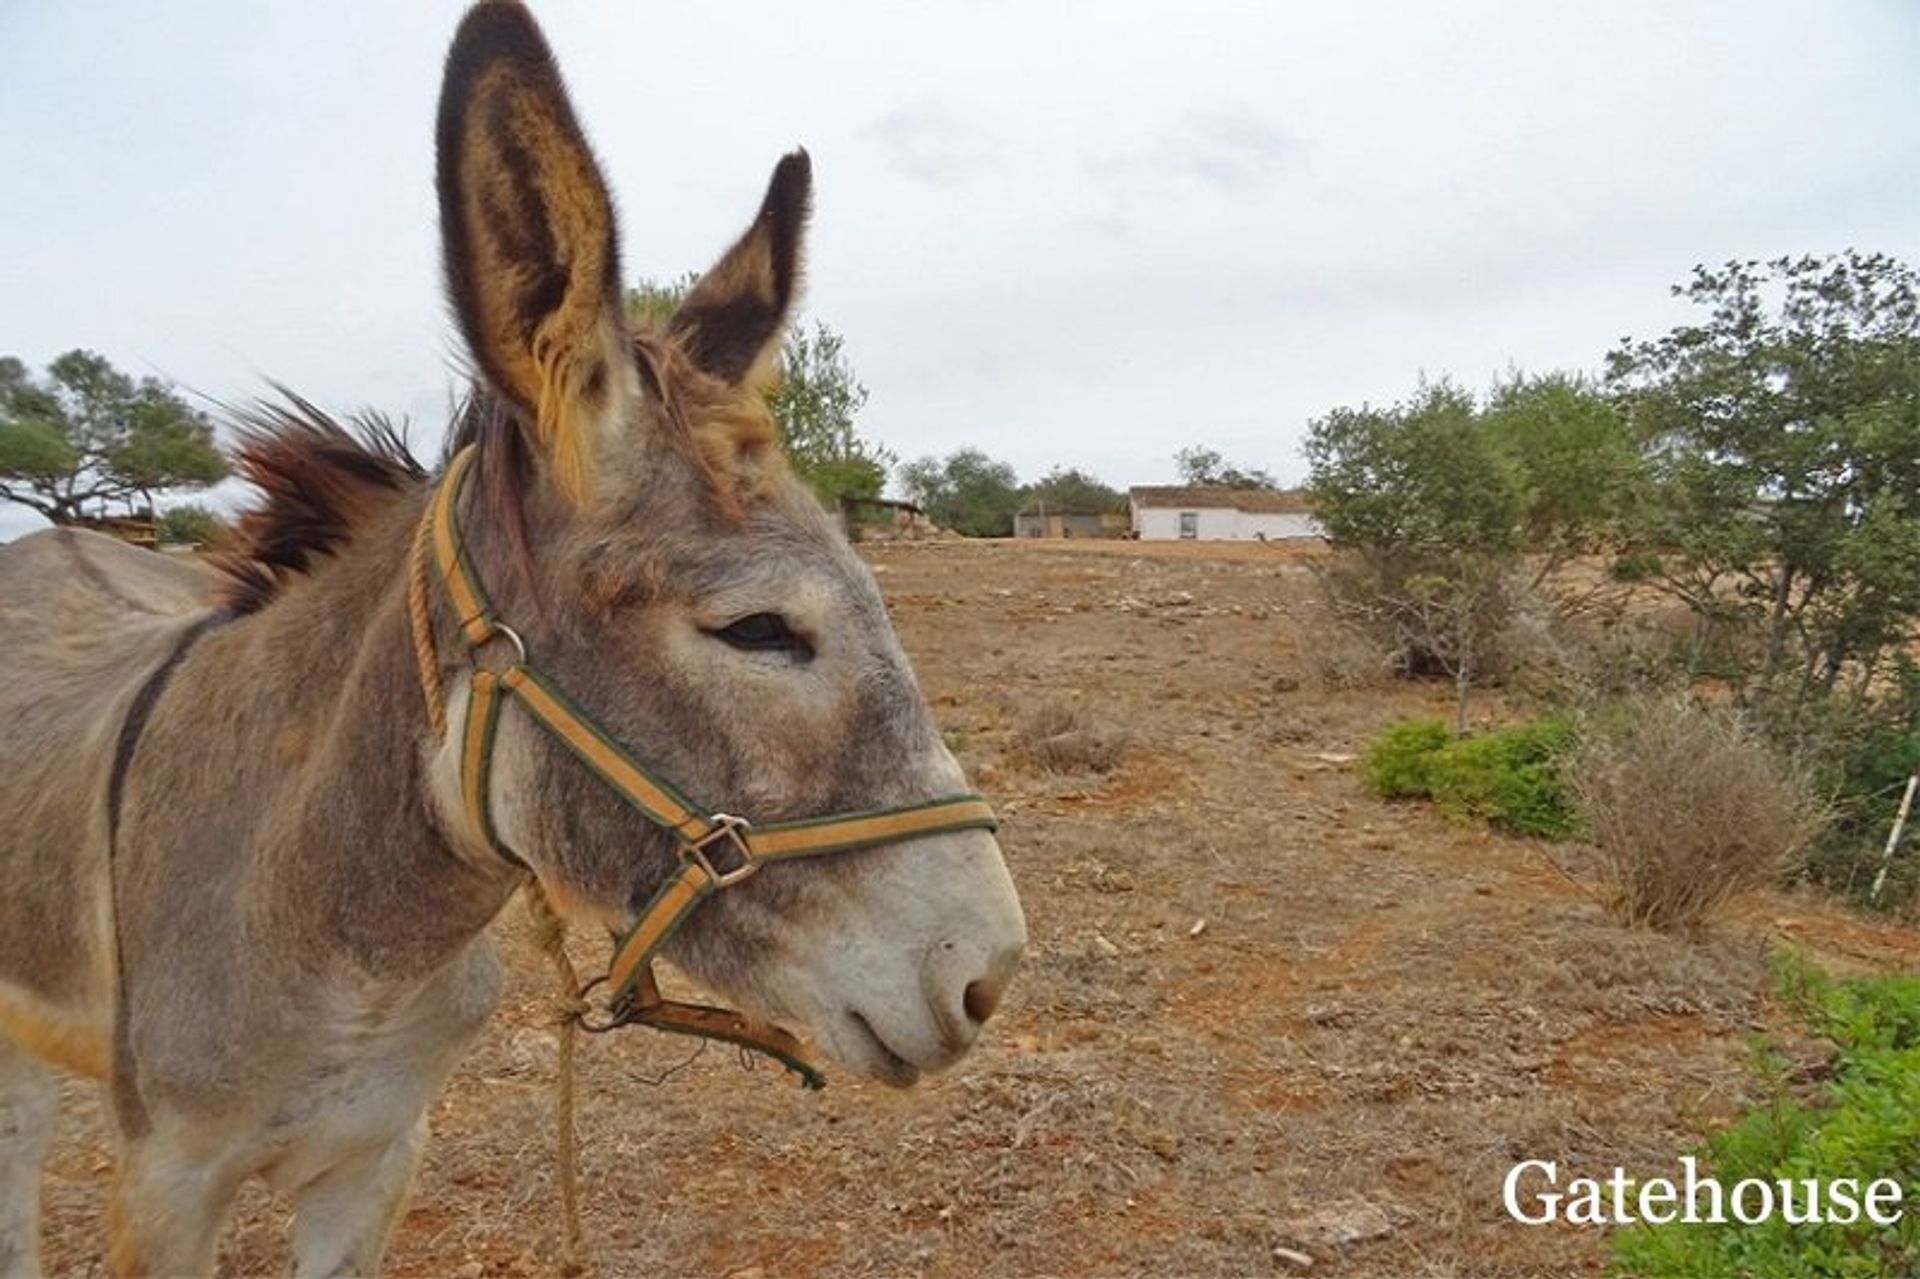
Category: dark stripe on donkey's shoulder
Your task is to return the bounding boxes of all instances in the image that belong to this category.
[104,608,229,1139]
[106,611,231,857]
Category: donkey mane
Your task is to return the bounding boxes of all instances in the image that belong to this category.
[213,393,426,616]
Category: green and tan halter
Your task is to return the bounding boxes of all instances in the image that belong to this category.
[409,445,998,1087]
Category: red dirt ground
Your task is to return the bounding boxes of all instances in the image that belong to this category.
[37,537,1920,1278]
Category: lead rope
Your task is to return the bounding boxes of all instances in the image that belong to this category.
[407,510,589,1277]
[524,887,589,1277]
[406,506,447,734]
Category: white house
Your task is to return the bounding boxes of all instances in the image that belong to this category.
[1129,485,1321,541]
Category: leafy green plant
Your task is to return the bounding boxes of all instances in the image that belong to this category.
[156,502,229,547]
[1425,715,1580,838]
[1609,550,1663,583]
[898,448,1023,537]
[766,320,892,503]
[1613,960,1920,1278]
[1363,714,1578,838]
[1362,717,1451,798]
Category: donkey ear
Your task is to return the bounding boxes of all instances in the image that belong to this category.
[670,151,812,385]
[436,1,628,502]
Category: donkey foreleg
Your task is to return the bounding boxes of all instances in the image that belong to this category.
[287,1115,428,1279]
[107,1130,246,1279]
[0,1040,59,1279]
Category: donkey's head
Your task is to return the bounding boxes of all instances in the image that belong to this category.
[426,2,1022,1085]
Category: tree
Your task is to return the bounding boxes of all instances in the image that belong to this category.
[1607,252,1920,709]
[1020,467,1123,514]
[0,351,225,525]
[1307,380,1522,556]
[1306,380,1523,729]
[1605,253,1920,906]
[627,275,892,505]
[627,272,701,332]
[1480,371,1644,580]
[767,321,891,502]
[1308,374,1639,570]
[899,449,1022,536]
[1305,375,1640,729]
[1174,444,1276,490]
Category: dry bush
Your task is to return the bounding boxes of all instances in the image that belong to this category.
[1016,699,1128,775]
[1316,551,1722,710]
[1313,621,1396,690]
[1504,599,1695,704]
[1572,698,1826,933]
[1312,550,1526,684]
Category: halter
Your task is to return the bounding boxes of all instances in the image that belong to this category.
[411,445,998,1087]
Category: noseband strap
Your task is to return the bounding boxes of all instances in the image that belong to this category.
[413,446,999,1087]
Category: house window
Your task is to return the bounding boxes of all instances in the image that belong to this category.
[1178,511,1198,539]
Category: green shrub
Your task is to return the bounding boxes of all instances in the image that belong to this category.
[1362,717,1451,798]
[156,501,229,547]
[1426,715,1580,838]
[1612,960,1920,1278]
[1363,714,1578,838]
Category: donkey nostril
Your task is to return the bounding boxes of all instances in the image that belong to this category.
[963,978,1002,1025]
[932,942,1021,1046]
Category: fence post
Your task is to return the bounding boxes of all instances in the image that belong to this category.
[1869,768,1920,902]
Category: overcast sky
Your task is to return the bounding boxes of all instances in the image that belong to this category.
[3,2,1917,538]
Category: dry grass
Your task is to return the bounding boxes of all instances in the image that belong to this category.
[1014,698,1129,775]
[35,539,1920,1279]
[1573,697,1827,933]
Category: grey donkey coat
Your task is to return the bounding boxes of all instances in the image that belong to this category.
[0,3,1023,1275]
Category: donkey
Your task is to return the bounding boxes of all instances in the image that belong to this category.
[0,4,1025,1275]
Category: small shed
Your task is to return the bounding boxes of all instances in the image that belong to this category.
[73,513,159,549]
[838,495,939,542]
[1012,510,1129,539]
[1128,486,1319,541]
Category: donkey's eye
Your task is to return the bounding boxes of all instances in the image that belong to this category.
[710,612,812,660]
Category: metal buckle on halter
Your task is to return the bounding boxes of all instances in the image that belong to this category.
[683,813,757,888]
[466,621,528,671]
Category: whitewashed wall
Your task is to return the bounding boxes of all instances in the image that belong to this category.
[1133,506,1322,541]
[1239,512,1322,540]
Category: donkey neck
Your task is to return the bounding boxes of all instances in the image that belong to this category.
[218,487,523,979]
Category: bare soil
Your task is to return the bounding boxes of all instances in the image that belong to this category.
[39,538,1920,1278]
